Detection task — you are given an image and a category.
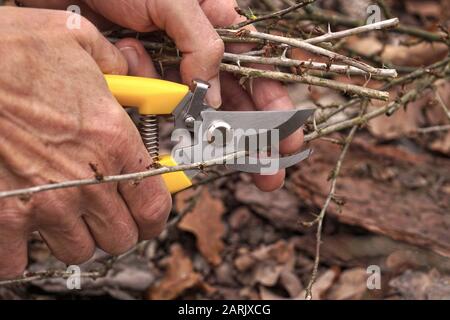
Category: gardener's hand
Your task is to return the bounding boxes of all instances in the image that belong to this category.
[0,7,172,279]
[21,0,304,191]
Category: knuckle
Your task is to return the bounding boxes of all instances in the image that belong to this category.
[71,14,98,38]
[0,259,27,280]
[57,245,95,266]
[209,37,225,60]
[47,231,95,265]
[100,109,135,158]
[32,191,80,223]
[140,191,172,235]
[102,223,139,256]
[0,207,28,231]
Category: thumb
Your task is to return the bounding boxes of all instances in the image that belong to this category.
[80,0,223,108]
[68,16,128,75]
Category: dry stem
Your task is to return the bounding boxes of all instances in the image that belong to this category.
[0,152,246,200]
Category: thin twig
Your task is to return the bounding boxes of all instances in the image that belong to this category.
[220,63,390,100]
[435,90,450,121]
[0,270,103,286]
[414,124,450,134]
[303,18,399,45]
[303,102,366,299]
[231,0,316,30]
[0,152,246,200]
[223,52,398,78]
[304,74,441,142]
[217,28,390,75]
[292,7,446,42]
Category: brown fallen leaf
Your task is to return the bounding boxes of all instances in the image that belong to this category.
[279,269,303,297]
[259,286,286,300]
[178,188,226,266]
[147,244,202,300]
[234,240,296,290]
[390,269,450,300]
[234,182,305,231]
[326,268,368,300]
[298,268,339,300]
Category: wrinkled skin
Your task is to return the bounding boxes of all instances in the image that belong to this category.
[0,0,303,279]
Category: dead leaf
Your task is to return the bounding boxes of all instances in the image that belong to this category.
[254,264,285,287]
[259,286,286,300]
[280,269,303,297]
[235,182,305,231]
[175,188,198,213]
[234,240,296,289]
[147,244,202,300]
[326,268,368,300]
[178,188,225,266]
[298,269,339,300]
[390,269,450,300]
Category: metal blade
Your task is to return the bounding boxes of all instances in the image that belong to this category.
[200,108,315,141]
[228,149,313,174]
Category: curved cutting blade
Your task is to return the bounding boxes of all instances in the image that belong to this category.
[228,149,313,174]
[200,108,315,141]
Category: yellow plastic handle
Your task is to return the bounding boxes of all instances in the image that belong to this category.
[105,75,189,115]
[159,155,193,194]
[105,75,193,194]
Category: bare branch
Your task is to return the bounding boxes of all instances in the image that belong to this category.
[217,28,389,75]
[223,52,398,78]
[0,152,246,200]
[303,101,367,299]
[220,63,390,100]
[303,18,399,45]
[231,0,316,30]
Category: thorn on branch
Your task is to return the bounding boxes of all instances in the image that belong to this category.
[89,162,104,181]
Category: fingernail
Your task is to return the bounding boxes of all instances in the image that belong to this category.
[119,46,139,74]
[206,77,222,109]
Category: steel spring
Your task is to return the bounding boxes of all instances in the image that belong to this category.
[139,115,159,162]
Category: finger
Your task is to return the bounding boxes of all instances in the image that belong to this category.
[20,0,82,8]
[163,68,183,83]
[115,38,160,78]
[221,73,286,190]
[118,135,172,240]
[152,0,224,108]
[67,14,128,75]
[29,188,95,264]
[200,0,304,154]
[84,0,224,108]
[19,0,111,28]
[247,77,305,155]
[0,206,28,279]
[252,171,286,192]
[114,39,172,240]
[81,184,139,255]
[38,215,96,265]
[220,72,254,111]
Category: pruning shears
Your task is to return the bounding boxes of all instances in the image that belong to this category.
[105,75,315,193]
